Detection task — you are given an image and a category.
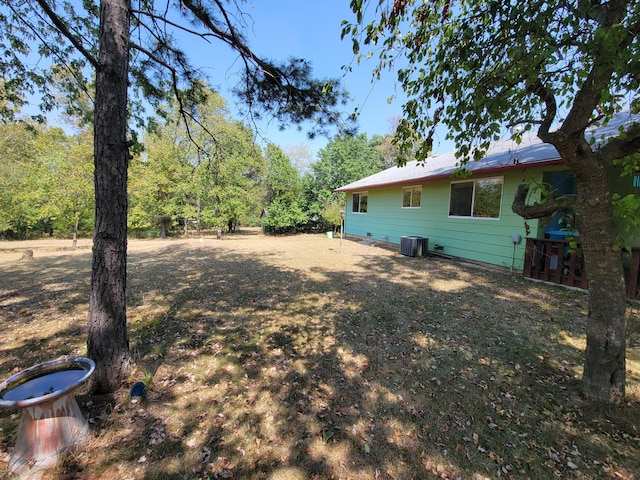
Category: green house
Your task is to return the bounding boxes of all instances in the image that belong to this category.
[336,115,640,278]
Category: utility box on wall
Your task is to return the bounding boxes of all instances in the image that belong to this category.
[400,236,428,257]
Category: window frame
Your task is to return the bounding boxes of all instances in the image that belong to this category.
[401,185,422,209]
[352,191,369,214]
[448,176,503,220]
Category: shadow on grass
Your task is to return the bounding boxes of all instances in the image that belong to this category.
[0,237,638,479]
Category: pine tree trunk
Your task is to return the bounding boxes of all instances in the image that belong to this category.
[87,0,131,394]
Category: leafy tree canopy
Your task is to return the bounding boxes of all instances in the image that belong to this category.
[263,143,307,233]
[130,89,265,236]
[343,0,640,162]
[0,122,93,240]
[312,133,385,192]
[345,0,640,405]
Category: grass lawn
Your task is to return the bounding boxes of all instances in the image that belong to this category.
[0,229,639,479]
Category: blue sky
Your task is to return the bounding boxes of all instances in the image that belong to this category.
[177,1,427,158]
[23,1,451,159]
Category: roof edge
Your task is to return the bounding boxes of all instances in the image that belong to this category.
[334,157,564,192]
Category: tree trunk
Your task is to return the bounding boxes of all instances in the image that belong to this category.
[87,0,131,394]
[561,139,627,404]
[196,196,201,235]
[72,216,79,250]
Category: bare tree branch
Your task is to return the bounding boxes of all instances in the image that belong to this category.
[511,183,576,219]
[33,0,99,69]
[598,122,640,163]
[131,8,224,44]
[526,78,557,140]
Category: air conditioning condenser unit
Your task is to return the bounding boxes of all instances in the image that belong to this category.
[400,236,428,257]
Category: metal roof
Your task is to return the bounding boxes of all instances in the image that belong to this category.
[335,112,639,192]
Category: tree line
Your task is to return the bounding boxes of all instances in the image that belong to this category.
[0,90,393,241]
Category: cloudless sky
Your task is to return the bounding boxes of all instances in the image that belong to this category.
[21,1,452,160]
[177,1,451,159]
[177,1,402,158]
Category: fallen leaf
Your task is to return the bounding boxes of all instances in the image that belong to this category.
[489,451,504,465]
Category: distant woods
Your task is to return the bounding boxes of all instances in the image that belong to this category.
[0,93,396,240]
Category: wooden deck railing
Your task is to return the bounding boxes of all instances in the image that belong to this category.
[626,248,640,299]
[523,237,588,289]
[523,238,640,299]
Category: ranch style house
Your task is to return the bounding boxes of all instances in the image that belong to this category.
[335,113,640,297]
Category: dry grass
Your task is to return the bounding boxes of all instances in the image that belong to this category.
[0,229,639,480]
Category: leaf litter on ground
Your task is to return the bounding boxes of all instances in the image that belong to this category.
[0,230,638,479]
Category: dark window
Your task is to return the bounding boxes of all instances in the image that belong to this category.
[402,186,422,208]
[352,192,368,213]
[449,177,502,218]
[449,182,473,216]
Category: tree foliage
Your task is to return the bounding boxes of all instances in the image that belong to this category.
[345,0,640,405]
[0,123,93,241]
[303,133,386,228]
[34,127,94,243]
[0,123,39,238]
[262,143,307,233]
[345,0,640,161]
[0,0,353,137]
[312,133,385,192]
[1,0,352,393]
[129,90,266,237]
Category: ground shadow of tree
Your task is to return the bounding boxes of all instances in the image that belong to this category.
[0,237,638,479]
[124,240,639,478]
[0,253,91,374]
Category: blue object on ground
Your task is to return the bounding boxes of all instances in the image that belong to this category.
[130,381,146,397]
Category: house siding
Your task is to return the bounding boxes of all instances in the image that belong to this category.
[608,165,640,247]
[339,113,640,271]
[344,170,552,270]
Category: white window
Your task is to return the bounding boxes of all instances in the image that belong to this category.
[449,177,503,219]
[402,185,422,208]
[352,192,368,213]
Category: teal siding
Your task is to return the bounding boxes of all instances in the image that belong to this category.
[608,165,640,247]
[344,170,547,270]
